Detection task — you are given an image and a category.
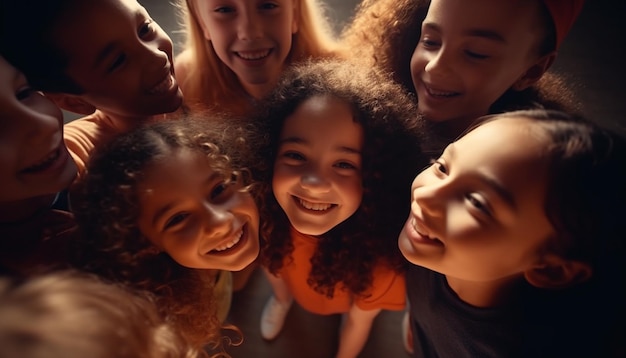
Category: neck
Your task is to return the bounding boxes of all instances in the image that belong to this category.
[94,110,154,133]
[0,194,58,224]
[445,274,525,308]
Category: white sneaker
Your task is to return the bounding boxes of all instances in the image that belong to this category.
[260,295,293,340]
[402,310,414,354]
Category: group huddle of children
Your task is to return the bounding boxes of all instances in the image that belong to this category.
[1,0,624,357]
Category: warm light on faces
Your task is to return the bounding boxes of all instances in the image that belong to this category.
[191,0,298,98]
[410,0,547,127]
[398,116,556,283]
[53,0,182,118]
[273,95,364,236]
[137,148,260,271]
[0,57,77,202]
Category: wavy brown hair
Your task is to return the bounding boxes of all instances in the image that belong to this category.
[256,59,428,298]
[70,115,265,353]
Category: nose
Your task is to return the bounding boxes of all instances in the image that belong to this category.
[423,47,452,77]
[300,167,331,194]
[412,181,446,218]
[237,12,262,41]
[201,202,234,238]
[20,99,62,144]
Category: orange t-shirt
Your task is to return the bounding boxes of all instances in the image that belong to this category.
[277,227,406,315]
[63,112,126,176]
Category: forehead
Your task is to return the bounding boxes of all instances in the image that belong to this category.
[282,95,356,133]
[425,0,543,41]
[51,0,147,57]
[454,116,552,196]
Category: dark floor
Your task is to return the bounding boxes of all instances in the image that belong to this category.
[141,1,624,357]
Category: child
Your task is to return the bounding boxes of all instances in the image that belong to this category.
[398,109,626,357]
[340,0,585,143]
[0,0,183,174]
[0,270,204,358]
[71,116,263,351]
[174,0,337,116]
[255,59,426,358]
[0,54,78,275]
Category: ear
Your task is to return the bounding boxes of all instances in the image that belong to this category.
[524,253,592,289]
[45,92,96,115]
[291,0,299,34]
[511,51,557,91]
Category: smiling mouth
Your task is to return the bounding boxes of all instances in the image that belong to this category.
[294,196,337,213]
[411,218,442,243]
[236,49,271,60]
[147,73,174,95]
[424,84,459,98]
[21,148,60,174]
[211,228,244,253]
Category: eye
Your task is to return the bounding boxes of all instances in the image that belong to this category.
[419,36,440,49]
[210,180,236,202]
[466,51,489,60]
[15,86,36,101]
[283,151,305,161]
[465,193,492,216]
[334,161,357,170]
[107,54,126,73]
[214,6,235,13]
[164,212,189,230]
[430,159,448,175]
[138,19,156,38]
[259,2,278,10]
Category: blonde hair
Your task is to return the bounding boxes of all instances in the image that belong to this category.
[0,271,203,358]
[176,0,337,116]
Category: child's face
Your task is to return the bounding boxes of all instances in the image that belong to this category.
[52,0,182,117]
[191,0,297,98]
[273,95,363,236]
[398,116,555,283]
[0,57,77,202]
[411,0,546,125]
[136,148,260,271]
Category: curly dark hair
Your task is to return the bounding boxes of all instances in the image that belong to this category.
[255,59,428,299]
[70,115,265,350]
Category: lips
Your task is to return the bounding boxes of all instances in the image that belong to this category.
[207,225,247,255]
[147,72,174,95]
[293,196,336,213]
[236,49,271,60]
[423,83,459,98]
[20,148,61,174]
[407,217,443,246]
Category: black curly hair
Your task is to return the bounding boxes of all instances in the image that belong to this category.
[256,59,428,299]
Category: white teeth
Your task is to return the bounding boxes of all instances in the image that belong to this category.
[411,218,438,241]
[237,50,270,60]
[213,229,243,252]
[148,74,173,95]
[298,198,332,211]
[427,87,457,97]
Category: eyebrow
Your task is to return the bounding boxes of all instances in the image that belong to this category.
[422,22,506,43]
[447,143,516,210]
[279,136,362,155]
[150,171,223,227]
